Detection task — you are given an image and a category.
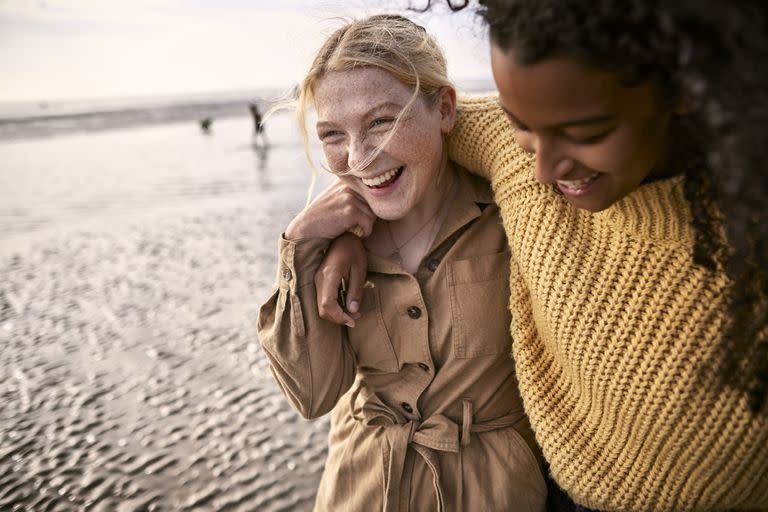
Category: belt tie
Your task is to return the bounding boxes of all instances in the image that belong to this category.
[356,396,521,512]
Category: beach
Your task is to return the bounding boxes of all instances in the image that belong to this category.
[0,107,335,510]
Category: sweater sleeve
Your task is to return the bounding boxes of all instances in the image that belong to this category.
[449,94,534,189]
[256,236,357,420]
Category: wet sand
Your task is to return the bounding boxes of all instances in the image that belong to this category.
[0,116,334,510]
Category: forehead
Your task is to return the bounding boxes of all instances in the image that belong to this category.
[314,67,412,120]
[490,45,643,126]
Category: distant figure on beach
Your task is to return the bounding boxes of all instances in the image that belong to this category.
[199,117,213,133]
[249,102,268,147]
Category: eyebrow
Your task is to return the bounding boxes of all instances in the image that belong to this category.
[316,101,405,130]
[496,100,615,130]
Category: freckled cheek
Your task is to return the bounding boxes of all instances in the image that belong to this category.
[391,128,442,164]
[322,146,348,173]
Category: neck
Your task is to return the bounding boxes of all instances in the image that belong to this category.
[377,161,456,273]
[390,162,456,239]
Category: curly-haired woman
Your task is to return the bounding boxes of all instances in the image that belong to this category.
[315,1,768,510]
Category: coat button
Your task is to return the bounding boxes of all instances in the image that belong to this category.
[406,306,421,319]
[401,402,413,413]
[282,268,292,281]
[417,363,429,372]
[426,259,439,272]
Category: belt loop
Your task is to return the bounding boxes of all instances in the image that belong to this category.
[461,399,472,446]
[348,384,362,422]
[408,419,418,443]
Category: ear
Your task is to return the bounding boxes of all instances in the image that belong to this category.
[437,86,457,133]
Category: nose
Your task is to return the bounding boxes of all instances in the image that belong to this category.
[346,136,372,173]
[530,135,573,184]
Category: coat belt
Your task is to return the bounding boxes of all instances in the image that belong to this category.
[354,395,522,512]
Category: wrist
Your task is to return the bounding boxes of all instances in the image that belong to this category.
[284,216,306,240]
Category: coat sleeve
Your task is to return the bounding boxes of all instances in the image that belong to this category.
[449,94,533,186]
[257,236,357,420]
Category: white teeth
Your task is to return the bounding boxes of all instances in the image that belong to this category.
[557,172,599,190]
[362,168,399,187]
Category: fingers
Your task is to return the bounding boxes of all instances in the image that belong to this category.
[344,259,366,315]
[348,214,374,238]
[292,183,375,240]
[340,196,375,237]
[314,231,368,326]
[344,188,375,218]
[315,264,357,327]
[347,225,365,238]
[339,233,368,315]
[327,181,374,223]
[340,191,375,237]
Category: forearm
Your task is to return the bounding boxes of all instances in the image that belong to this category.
[449,94,528,184]
[256,236,356,419]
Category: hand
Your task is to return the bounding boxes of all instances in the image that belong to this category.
[285,181,375,240]
[315,232,368,327]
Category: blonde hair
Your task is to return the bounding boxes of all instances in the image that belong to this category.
[293,14,452,179]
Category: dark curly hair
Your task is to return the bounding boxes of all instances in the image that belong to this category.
[421,0,768,411]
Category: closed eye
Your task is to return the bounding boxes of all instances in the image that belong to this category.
[371,117,394,128]
[497,101,530,132]
[512,123,531,133]
[567,128,613,145]
[503,112,530,133]
[319,129,343,141]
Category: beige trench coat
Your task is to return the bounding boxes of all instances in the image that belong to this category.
[258,169,546,511]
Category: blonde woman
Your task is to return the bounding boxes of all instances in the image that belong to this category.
[257,14,546,512]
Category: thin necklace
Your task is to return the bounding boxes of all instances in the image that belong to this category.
[386,177,454,265]
[386,209,440,265]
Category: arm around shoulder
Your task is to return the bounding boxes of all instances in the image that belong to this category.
[449,94,532,186]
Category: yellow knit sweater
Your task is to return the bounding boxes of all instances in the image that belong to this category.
[448,95,768,511]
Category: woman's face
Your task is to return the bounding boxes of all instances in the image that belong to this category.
[490,43,674,212]
[313,67,455,220]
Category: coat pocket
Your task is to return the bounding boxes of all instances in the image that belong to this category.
[347,287,399,373]
[448,251,512,358]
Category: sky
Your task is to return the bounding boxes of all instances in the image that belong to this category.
[0,0,493,102]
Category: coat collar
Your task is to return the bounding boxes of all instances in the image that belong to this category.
[367,165,494,274]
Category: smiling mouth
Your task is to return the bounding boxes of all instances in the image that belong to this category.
[362,166,404,189]
[556,172,600,192]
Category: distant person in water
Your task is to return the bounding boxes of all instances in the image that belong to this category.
[199,117,213,133]
[249,102,269,147]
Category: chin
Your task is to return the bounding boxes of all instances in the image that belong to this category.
[371,205,406,221]
[567,197,614,213]
[371,197,412,221]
